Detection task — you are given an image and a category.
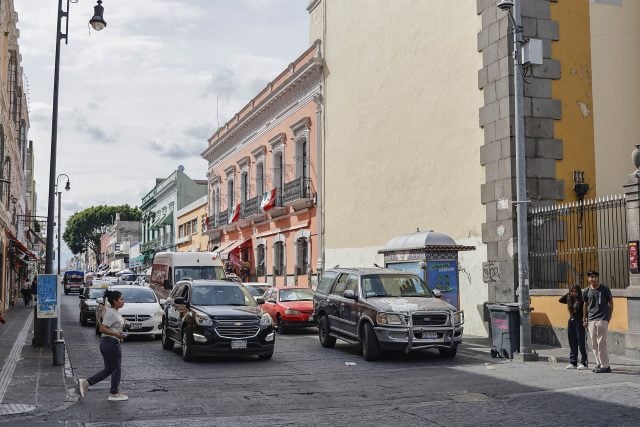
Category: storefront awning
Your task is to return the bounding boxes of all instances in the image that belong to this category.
[5,231,35,260]
[212,238,250,259]
[151,211,174,229]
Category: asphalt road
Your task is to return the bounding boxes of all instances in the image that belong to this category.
[16,293,640,426]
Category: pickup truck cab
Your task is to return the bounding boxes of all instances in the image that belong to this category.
[313,267,464,361]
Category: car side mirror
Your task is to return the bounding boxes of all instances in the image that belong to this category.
[163,279,171,290]
[174,297,185,305]
[432,289,442,298]
[159,299,166,307]
[343,290,357,300]
[96,297,104,304]
[255,297,265,304]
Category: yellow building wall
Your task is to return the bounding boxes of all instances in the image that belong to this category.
[176,204,208,252]
[531,295,627,332]
[550,0,596,200]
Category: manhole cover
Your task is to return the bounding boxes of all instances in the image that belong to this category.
[447,392,491,403]
[0,403,36,415]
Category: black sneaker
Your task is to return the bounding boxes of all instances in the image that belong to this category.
[592,364,601,372]
[594,367,611,374]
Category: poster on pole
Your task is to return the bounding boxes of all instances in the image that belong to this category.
[37,274,58,318]
[426,260,459,309]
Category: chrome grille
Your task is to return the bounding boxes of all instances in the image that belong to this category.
[412,313,448,326]
[122,314,152,322]
[215,319,260,339]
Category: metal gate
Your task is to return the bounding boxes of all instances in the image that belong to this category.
[528,195,627,289]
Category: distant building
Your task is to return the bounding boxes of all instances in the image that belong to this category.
[176,196,208,252]
[140,167,207,267]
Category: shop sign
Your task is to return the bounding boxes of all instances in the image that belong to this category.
[384,252,425,262]
[629,241,639,274]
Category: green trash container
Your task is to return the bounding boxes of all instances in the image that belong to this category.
[488,303,520,359]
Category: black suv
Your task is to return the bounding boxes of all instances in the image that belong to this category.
[78,286,108,326]
[161,280,275,361]
[313,268,464,361]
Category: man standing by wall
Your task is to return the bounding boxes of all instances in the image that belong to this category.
[583,270,614,373]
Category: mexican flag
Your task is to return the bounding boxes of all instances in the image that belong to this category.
[260,188,277,212]
[229,203,241,224]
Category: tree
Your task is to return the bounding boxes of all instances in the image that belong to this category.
[63,205,141,263]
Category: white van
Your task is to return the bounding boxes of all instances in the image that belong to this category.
[150,252,226,298]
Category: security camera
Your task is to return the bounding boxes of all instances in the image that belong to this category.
[497,0,514,10]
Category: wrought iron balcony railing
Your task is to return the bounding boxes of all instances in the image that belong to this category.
[282,177,312,205]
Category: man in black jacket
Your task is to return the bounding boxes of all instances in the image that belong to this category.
[583,270,613,373]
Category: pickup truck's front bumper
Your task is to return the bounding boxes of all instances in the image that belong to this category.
[373,311,463,352]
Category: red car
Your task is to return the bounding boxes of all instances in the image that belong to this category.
[261,287,316,332]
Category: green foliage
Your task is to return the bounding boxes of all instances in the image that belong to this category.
[63,205,141,260]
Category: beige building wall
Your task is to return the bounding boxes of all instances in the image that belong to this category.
[590,0,640,195]
[176,196,208,252]
[310,0,488,335]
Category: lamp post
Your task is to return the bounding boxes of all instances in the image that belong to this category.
[56,174,71,276]
[37,0,106,349]
[52,174,70,365]
[498,0,537,361]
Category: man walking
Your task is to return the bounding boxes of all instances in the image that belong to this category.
[583,270,613,373]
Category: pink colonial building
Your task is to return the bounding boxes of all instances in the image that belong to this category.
[201,42,322,287]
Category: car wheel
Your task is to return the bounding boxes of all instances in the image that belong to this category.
[318,315,336,348]
[161,326,174,350]
[80,313,88,326]
[361,322,381,361]
[258,351,274,360]
[181,329,193,362]
[154,334,162,340]
[439,346,458,358]
[276,315,287,334]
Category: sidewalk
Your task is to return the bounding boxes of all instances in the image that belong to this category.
[464,335,640,369]
[0,304,77,420]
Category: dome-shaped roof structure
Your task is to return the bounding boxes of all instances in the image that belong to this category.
[379,230,475,253]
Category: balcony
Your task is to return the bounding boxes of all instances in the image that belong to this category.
[242,195,266,222]
[140,234,174,252]
[283,177,313,210]
[268,188,288,218]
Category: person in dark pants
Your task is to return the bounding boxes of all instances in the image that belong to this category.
[77,290,129,401]
[21,279,32,308]
[559,284,588,370]
[30,277,38,305]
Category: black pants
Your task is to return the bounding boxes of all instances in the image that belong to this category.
[568,318,588,366]
[87,337,122,394]
[21,290,31,306]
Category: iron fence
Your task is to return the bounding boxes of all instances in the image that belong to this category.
[528,195,627,289]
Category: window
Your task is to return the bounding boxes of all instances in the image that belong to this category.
[296,138,309,179]
[256,244,266,277]
[274,241,284,277]
[316,271,338,295]
[241,171,248,203]
[331,274,350,296]
[8,51,17,123]
[178,224,184,238]
[273,152,283,195]
[296,237,308,275]
[345,275,359,294]
[0,126,4,200]
[256,162,264,197]
[191,219,198,234]
[185,221,191,236]
[227,179,235,210]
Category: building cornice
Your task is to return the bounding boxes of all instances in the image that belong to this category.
[251,145,267,159]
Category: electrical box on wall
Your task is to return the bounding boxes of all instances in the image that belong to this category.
[522,38,543,65]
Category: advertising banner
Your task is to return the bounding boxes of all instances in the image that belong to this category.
[426,260,459,309]
[37,274,58,318]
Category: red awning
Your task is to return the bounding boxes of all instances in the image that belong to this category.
[5,230,36,259]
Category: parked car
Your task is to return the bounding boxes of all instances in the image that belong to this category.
[78,285,109,326]
[243,282,270,296]
[261,287,316,332]
[161,280,275,361]
[313,268,464,361]
[95,285,165,339]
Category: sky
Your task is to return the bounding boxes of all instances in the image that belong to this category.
[13,0,310,265]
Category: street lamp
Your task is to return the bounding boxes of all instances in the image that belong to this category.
[497,0,537,361]
[38,0,107,350]
[52,174,70,364]
[56,174,70,276]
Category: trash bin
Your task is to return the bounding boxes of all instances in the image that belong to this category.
[488,303,520,359]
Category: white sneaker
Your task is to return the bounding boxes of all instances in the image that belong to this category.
[78,379,89,398]
[565,364,577,369]
[107,393,128,401]
[577,364,588,370]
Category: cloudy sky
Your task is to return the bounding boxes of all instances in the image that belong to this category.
[14,0,310,264]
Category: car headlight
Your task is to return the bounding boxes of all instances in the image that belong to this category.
[376,312,406,326]
[452,311,464,326]
[260,313,273,326]
[284,309,301,315]
[194,312,213,326]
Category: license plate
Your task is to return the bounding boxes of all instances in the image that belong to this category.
[422,332,437,339]
[231,340,247,349]
[130,322,142,330]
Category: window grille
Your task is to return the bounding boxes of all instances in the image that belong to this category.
[274,241,284,277]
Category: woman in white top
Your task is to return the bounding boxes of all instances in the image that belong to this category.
[77,290,129,401]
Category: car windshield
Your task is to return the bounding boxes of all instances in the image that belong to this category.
[279,288,314,302]
[88,288,106,299]
[175,266,225,282]
[361,274,433,298]
[191,285,257,307]
[117,288,157,304]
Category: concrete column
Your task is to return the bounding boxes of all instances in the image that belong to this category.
[623,146,640,359]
